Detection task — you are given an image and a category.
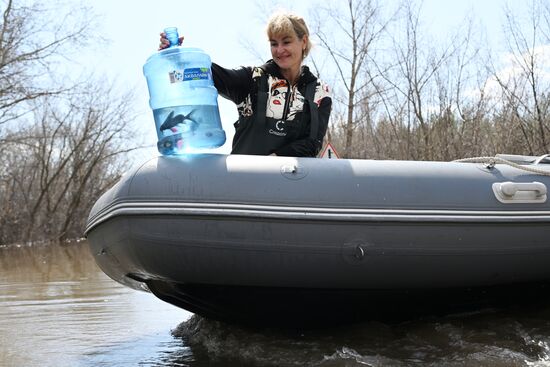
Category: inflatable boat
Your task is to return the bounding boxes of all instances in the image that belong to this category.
[85,153,550,325]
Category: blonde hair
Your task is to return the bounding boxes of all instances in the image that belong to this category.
[266,11,312,58]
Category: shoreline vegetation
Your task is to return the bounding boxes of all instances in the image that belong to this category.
[2,0,550,246]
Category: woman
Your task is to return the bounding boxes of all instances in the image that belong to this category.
[159,12,332,157]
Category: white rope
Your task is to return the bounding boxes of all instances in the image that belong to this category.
[453,156,550,176]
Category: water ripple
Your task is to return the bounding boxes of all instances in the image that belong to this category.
[3,241,550,366]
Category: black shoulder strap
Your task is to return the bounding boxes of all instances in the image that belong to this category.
[305,80,319,139]
[256,70,269,127]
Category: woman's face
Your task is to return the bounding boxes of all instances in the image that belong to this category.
[269,33,306,73]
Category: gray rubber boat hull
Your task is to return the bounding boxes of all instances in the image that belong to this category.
[85,154,550,324]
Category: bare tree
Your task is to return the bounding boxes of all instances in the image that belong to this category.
[373,0,466,160]
[0,0,96,128]
[0,80,139,244]
[0,0,140,245]
[310,0,548,161]
[490,0,550,154]
[310,0,391,158]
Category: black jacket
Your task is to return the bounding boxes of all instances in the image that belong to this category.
[212,60,332,157]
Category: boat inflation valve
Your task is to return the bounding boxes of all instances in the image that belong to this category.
[281,164,297,174]
[280,162,308,180]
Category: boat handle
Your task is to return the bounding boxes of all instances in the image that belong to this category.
[500,182,546,197]
[492,181,547,203]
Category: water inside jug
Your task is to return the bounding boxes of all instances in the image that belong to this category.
[143,27,226,155]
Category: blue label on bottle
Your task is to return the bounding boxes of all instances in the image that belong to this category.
[183,68,211,81]
[168,68,211,83]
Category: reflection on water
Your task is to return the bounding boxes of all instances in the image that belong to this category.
[0,241,191,367]
[1,241,550,366]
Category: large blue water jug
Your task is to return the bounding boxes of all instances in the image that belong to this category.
[143,27,226,155]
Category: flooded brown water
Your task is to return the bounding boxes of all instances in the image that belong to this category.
[0,241,192,366]
[2,241,550,366]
